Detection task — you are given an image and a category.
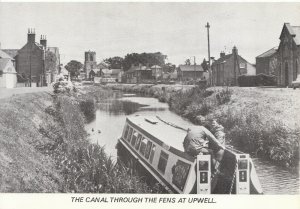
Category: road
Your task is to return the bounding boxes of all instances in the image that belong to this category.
[0,86,52,99]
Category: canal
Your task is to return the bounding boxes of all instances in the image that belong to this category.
[85,91,299,194]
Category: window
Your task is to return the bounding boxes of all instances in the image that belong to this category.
[131,132,138,146]
[127,128,133,143]
[158,151,169,174]
[149,144,156,164]
[123,125,129,139]
[135,134,142,150]
[144,141,152,159]
[240,63,246,69]
[139,138,148,156]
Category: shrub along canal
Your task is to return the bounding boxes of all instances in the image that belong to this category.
[85,91,299,194]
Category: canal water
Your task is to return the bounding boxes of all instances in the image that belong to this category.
[86,91,299,194]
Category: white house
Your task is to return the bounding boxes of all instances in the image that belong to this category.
[0,50,17,88]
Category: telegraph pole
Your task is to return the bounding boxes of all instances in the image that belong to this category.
[205,22,211,86]
[193,56,196,85]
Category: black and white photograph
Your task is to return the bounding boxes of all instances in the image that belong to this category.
[0,1,299,208]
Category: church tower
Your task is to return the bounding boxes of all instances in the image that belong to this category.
[84,51,97,79]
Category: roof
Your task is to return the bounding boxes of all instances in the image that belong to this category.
[0,58,11,71]
[292,26,300,45]
[150,65,162,69]
[256,47,278,58]
[280,23,300,46]
[178,65,204,72]
[102,68,112,74]
[2,49,18,58]
[127,65,151,73]
[127,115,193,152]
[0,50,14,60]
[211,54,232,66]
[47,47,59,56]
[111,68,122,74]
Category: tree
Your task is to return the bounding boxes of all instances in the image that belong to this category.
[122,52,167,71]
[185,59,191,65]
[103,56,124,69]
[45,51,58,74]
[163,63,176,73]
[201,58,209,72]
[65,60,83,78]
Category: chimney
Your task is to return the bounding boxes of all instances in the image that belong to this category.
[27,28,36,43]
[220,51,225,58]
[232,46,238,55]
[40,35,47,48]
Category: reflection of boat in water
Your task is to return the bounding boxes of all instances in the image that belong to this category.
[116,115,263,194]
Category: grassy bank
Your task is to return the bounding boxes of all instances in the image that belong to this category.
[0,87,154,192]
[106,83,299,168]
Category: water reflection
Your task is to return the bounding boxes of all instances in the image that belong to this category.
[97,99,148,115]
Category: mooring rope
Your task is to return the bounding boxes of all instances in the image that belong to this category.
[156,116,189,132]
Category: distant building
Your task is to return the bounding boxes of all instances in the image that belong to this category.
[3,29,60,86]
[123,64,152,83]
[211,46,256,86]
[150,65,163,80]
[177,64,207,81]
[256,47,278,76]
[0,50,17,88]
[84,51,97,79]
[276,23,300,87]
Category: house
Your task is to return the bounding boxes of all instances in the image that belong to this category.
[0,50,17,88]
[177,64,207,81]
[3,29,60,87]
[123,64,152,83]
[276,23,300,87]
[211,46,256,86]
[111,69,122,82]
[256,47,278,76]
[150,65,163,80]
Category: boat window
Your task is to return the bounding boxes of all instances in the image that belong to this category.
[139,137,148,156]
[135,134,142,150]
[149,144,156,164]
[144,141,152,159]
[127,127,133,143]
[123,125,129,139]
[131,132,138,146]
[158,151,169,174]
[172,160,191,191]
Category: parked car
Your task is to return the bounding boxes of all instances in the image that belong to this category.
[292,75,300,89]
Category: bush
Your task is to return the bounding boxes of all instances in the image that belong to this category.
[79,99,96,122]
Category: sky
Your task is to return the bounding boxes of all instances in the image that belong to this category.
[0,2,300,66]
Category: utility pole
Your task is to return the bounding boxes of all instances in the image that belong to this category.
[205,22,211,86]
[193,56,196,85]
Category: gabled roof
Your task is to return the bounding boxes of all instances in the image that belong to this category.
[2,49,18,59]
[280,23,300,46]
[256,47,277,58]
[0,50,14,60]
[0,58,11,71]
[178,65,204,72]
[127,65,151,73]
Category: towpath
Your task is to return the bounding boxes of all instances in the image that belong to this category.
[0,86,52,99]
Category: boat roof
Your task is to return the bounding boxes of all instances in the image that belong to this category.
[127,115,189,152]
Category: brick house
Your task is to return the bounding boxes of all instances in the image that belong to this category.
[211,47,256,86]
[3,29,60,86]
[276,23,300,87]
[177,65,207,81]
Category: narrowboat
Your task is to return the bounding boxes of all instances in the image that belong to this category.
[116,115,263,194]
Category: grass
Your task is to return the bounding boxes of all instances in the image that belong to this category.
[0,87,156,193]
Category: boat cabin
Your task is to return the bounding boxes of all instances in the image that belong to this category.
[117,115,263,194]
